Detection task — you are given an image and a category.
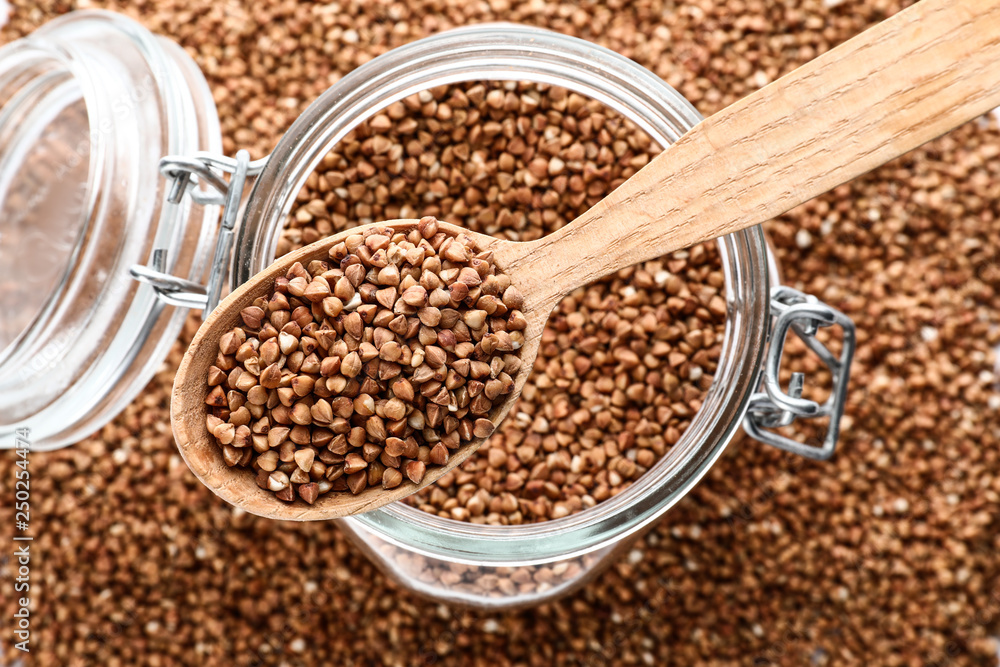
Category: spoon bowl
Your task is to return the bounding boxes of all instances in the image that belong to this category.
[172,219,554,520]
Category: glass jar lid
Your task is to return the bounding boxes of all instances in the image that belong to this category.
[0,10,221,449]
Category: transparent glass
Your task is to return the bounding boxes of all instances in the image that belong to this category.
[0,11,221,449]
[234,24,772,608]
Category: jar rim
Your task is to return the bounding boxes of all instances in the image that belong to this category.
[240,23,770,564]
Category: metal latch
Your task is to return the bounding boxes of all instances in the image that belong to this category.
[743,286,856,460]
[129,151,268,314]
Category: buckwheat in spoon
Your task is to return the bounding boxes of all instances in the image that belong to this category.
[172,0,1000,520]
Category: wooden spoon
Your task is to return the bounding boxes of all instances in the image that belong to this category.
[173,0,1000,520]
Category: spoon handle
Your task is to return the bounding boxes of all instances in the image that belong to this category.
[510,0,1000,304]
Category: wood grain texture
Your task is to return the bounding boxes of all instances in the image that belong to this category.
[171,220,547,521]
[500,0,1000,304]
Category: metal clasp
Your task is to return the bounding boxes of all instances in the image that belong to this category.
[743,286,856,460]
[129,151,268,314]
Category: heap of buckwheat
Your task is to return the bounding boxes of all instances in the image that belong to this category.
[205,218,524,503]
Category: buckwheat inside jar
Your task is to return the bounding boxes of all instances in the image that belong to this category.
[280,81,727,523]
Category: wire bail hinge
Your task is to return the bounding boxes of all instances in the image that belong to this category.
[129,151,267,314]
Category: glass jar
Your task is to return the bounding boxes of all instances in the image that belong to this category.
[250,24,855,609]
[0,13,854,608]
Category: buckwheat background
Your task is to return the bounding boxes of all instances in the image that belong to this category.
[3,0,1000,665]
